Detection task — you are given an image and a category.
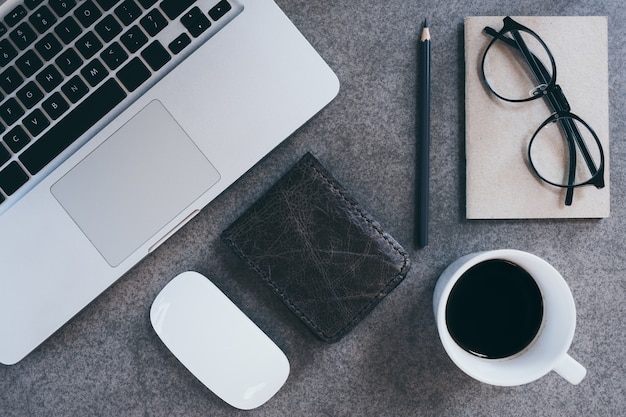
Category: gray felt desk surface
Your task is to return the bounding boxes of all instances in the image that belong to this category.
[2,1,625,416]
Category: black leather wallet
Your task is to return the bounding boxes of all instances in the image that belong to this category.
[221,153,411,342]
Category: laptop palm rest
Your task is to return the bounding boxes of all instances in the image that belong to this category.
[51,100,220,267]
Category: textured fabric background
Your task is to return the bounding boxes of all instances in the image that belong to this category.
[2,1,624,416]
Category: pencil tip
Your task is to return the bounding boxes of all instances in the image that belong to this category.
[424,17,429,28]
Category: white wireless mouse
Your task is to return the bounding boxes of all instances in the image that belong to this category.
[150,271,290,410]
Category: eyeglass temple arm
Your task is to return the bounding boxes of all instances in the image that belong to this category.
[484,27,603,203]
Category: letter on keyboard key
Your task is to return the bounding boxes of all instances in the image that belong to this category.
[75,1,102,28]
[95,15,122,42]
[55,16,82,44]
[5,125,31,152]
[36,64,63,92]
[0,98,25,126]
[42,92,70,120]
[17,81,44,109]
[0,67,24,94]
[80,58,109,86]
[23,109,50,136]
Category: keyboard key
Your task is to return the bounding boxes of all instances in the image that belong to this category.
[117,57,150,92]
[81,59,108,86]
[16,50,43,77]
[29,6,58,33]
[0,23,7,38]
[5,5,28,27]
[168,33,190,55]
[61,75,89,103]
[181,7,210,38]
[0,143,10,166]
[42,92,69,120]
[0,161,29,195]
[49,0,77,18]
[0,98,24,126]
[75,0,102,28]
[36,65,63,92]
[16,81,44,109]
[0,39,18,66]
[140,8,167,36]
[120,25,147,53]
[115,0,142,26]
[20,79,127,175]
[23,109,50,136]
[209,0,231,21]
[160,0,197,20]
[138,0,158,8]
[0,143,11,166]
[35,33,63,61]
[76,31,103,59]
[10,22,38,50]
[55,48,83,75]
[0,67,24,95]
[55,16,82,44]
[101,42,128,70]
[96,0,122,11]
[95,14,122,42]
[25,0,46,10]
[141,40,170,71]
[4,125,30,153]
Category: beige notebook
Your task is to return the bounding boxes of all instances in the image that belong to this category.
[465,16,609,219]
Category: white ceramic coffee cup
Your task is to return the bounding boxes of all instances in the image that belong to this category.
[433,249,586,386]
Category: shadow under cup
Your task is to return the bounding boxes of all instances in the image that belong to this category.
[433,250,580,386]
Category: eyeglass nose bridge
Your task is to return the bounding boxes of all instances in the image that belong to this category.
[530,84,548,97]
[551,84,571,112]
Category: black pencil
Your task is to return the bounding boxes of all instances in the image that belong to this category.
[416,18,431,248]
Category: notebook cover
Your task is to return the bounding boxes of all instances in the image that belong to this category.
[221,153,411,342]
[465,16,610,219]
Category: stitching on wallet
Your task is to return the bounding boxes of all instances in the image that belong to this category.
[304,157,410,337]
[223,154,411,341]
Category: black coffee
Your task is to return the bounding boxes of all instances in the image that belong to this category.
[446,259,543,359]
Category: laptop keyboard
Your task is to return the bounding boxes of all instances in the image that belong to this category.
[0,0,242,208]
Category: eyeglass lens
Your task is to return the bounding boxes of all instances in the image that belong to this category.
[482,29,553,102]
[529,115,603,188]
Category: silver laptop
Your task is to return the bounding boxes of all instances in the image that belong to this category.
[0,0,339,365]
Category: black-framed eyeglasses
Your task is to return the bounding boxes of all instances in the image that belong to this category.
[480,16,605,206]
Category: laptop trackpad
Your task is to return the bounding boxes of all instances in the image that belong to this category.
[51,100,220,267]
